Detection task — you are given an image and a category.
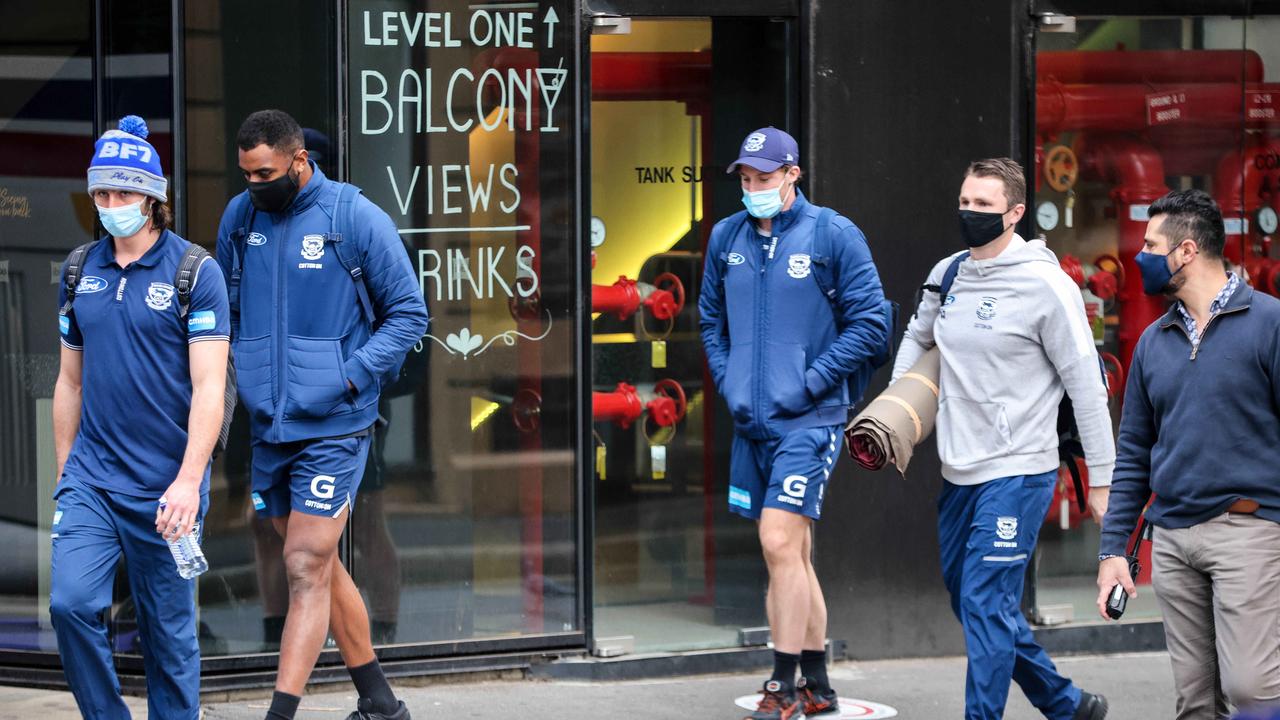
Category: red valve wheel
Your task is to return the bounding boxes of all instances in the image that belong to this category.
[652,378,688,424]
[511,388,543,433]
[1044,145,1079,193]
[653,272,686,317]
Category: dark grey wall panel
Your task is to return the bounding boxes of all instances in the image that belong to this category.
[806,0,1034,659]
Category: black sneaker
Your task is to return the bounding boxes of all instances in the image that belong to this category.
[797,676,839,716]
[346,698,411,720]
[1073,691,1109,720]
[745,679,805,720]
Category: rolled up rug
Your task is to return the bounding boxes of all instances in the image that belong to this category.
[844,347,940,475]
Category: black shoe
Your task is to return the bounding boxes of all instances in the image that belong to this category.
[346,698,410,720]
[797,676,839,716]
[1073,691,1108,720]
[745,679,805,720]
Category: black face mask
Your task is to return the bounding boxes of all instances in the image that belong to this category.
[248,157,302,213]
[958,209,1010,248]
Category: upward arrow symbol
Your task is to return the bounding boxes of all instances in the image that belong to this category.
[543,6,559,48]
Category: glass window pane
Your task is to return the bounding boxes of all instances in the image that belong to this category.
[345,0,581,644]
[0,1,95,655]
[1033,16,1252,625]
[183,0,339,656]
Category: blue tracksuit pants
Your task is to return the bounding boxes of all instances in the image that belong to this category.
[938,471,1081,720]
[50,481,205,720]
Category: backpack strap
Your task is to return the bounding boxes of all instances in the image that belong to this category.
[60,242,96,315]
[810,207,839,304]
[227,198,255,338]
[915,251,969,316]
[327,182,376,326]
[174,243,211,319]
[938,251,969,298]
[710,210,751,309]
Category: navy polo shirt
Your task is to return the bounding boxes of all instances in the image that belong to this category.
[58,230,230,498]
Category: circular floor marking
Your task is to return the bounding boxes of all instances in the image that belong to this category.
[734,694,898,718]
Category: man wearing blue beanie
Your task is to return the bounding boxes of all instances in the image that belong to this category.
[50,115,230,719]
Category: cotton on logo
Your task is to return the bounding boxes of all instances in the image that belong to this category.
[97,141,153,163]
[783,475,808,498]
[311,475,336,499]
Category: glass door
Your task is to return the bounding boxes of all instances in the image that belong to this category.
[589,16,796,653]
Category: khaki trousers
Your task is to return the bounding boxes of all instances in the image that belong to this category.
[1152,512,1280,719]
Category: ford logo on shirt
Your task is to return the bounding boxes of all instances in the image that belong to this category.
[726,252,745,266]
[247,232,266,246]
[76,276,108,294]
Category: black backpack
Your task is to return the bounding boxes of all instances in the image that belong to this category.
[60,240,238,458]
[924,251,1105,513]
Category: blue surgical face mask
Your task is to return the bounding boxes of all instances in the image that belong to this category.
[1135,241,1193,295]
[97,200,149,238]
[742,175,794,219]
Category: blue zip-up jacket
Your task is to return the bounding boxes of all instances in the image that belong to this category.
[1100,283,1280,556]
[215,164,429,444]
[699,191,887,439]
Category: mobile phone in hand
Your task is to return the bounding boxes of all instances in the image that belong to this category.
[1105,557,1142,620]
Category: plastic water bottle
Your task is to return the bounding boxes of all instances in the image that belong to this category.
[159,501,209,579]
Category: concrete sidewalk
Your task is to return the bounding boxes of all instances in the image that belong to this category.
[0,651,1174,719]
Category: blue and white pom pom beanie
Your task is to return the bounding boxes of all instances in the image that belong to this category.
[86,115,167,202]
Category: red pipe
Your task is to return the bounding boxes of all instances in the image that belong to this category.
[1038,81,1280,136]
[1214,135,1280,293]
[591,276,684,321]
[1038,50,1263,84]
[591,52,711,101]
[593,383,647,428]
[592,381,686,429]
[1077,134,1170,372]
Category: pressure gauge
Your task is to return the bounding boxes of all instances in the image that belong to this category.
[1258,206,1278,235]
[1036,201,1060,231]
[590,216,606,247]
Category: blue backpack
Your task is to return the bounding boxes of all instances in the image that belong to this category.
[225,183,374,338]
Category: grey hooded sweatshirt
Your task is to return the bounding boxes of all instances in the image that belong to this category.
[892,235,1115,486]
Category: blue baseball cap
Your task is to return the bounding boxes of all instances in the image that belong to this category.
[726,126,799,174]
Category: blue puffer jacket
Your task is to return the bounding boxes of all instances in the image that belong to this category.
[216,164,429,444]
[699,191,887,440]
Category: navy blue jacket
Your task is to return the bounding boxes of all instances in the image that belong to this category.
[1101,283,1280,555]
[699,191,887,439]
[216,165,429,444]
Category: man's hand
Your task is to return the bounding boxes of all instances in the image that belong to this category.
[1087,485,1110,522]
[156,476,201,540]
[1095,555,1136,620]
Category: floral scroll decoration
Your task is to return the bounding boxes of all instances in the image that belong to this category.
[417,310,553,359]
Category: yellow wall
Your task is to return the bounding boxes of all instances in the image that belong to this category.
[590,19,712,285]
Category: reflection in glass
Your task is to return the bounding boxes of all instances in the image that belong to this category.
[1032,16,1276,625]
[346,0,580,644]
[184,0,340,656]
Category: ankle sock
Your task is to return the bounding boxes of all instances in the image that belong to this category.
[801,648,830,690]
[265,690,300,720]
[349,659,398,714]
[771,650,800,687]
